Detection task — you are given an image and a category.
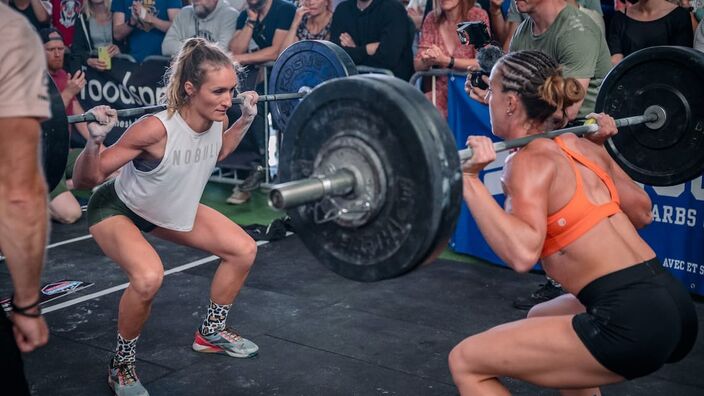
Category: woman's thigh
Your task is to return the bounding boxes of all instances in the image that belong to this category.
[454,315,624,389]
[89,215,163,279]
[528,293,586,318]
[152,204,254,258]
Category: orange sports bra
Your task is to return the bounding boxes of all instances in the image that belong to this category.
[541,137,622,258]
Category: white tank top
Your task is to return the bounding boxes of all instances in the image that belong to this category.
[115,110,222,231]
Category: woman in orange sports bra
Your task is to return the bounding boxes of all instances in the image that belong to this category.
[449,50,697,395]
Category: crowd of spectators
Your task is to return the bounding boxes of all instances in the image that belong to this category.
[8,0,701,119]
[5,0,704,207]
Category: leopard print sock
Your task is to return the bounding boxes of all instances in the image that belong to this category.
[114,333,139,365]
[199,300,232,336]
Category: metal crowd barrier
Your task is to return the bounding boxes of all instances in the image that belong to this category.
[209,61,278,188]
[357,66,394,76]
[409,69,468,106]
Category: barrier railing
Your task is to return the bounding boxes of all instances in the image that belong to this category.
[207,60,282,189]
[409,69,467,106]
[357,66,394,76]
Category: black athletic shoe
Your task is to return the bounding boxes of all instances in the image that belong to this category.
[512,282,565,310]
[242,220,287,241]
[240,166,266,192]
[242,224,268,241]
[281,215,294,233]
[262,219,286,241]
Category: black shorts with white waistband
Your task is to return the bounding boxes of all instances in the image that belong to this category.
[572,257,698,379]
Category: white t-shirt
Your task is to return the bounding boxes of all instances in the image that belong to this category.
[0,3,51,120]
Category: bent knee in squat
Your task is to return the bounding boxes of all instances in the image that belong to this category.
[449,338,485,376]
[129,270,164,301]
[49,193,82,224]
[221,236,258,267]
[51,208,82,224]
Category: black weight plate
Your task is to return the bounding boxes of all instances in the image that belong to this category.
[279,75,445,282]
[41,75,70,192]
[362,74,463,267]
[596,46,704,186]
[269,40,357,132]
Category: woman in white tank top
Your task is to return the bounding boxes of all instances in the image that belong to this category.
[73,38,260,396]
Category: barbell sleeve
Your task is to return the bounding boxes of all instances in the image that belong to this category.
[269,169,357,210]
[236,91,308,104]
[66,91,309,125]
[457,108,662,162]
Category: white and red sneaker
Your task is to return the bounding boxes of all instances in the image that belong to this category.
[192,327,259,358]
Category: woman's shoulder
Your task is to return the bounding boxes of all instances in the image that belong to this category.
[424,11,439,24]
[465,5,489,20]
[507,138,562,168]
[503,140,562,188]
[123,114,167,146]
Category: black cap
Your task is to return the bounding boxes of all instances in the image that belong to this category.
[39,27,63,44]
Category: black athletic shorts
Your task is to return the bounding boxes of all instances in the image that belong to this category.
[572,257,698,379]
[87,180,157,233]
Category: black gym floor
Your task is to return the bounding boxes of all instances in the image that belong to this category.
[2,214,703,395]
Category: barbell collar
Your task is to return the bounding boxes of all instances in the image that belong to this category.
[457,108,663,162]
[269,169,357,210]
[67,91,310,124]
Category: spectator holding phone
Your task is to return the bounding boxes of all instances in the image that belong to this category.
[414,0,489,118]
[70,0,125,72]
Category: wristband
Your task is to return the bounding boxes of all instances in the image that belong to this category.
[10,295,42,318]
[447,56,455,69]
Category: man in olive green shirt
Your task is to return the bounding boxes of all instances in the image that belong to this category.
[472,0,611,120]
[509,0,611,118]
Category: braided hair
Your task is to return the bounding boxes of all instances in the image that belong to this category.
[495,50,585,125]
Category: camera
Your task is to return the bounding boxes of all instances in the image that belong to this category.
[470,70,490,90]
[456,21,503,91]
[456,21,491,49]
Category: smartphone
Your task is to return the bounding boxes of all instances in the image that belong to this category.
[98,46,112,70]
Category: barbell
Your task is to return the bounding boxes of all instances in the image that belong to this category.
[40,40,358,191]
[38,42,704,282]
[269,106,665,210]
[66,92,311,124]
[267,45,704,282]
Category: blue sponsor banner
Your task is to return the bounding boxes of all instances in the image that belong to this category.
[447,76,704,296]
